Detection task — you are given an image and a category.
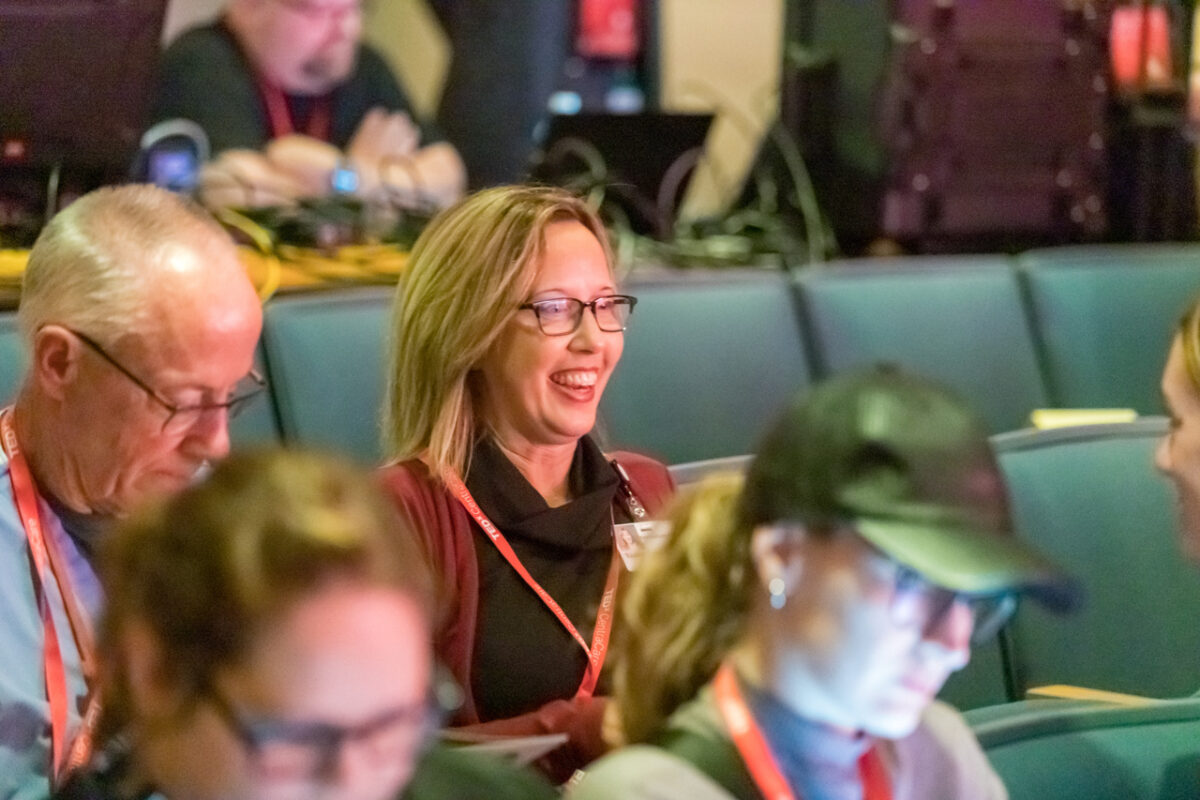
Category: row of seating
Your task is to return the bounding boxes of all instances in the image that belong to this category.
[2,243,1198,466]
[610,243,1200,465]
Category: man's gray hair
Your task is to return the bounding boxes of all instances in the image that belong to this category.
[18,184,235,345]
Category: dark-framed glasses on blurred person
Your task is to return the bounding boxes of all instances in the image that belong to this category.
[205,683,432,782]
[885,561,1018,645]
[67,329,266,435]
[518,294,637,336]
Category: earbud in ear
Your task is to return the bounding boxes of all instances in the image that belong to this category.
[768,574,788,610]
[752,524,802,612]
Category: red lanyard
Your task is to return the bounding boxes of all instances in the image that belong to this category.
[713,663,892,800]
[445,473,620,698]
[0,409,99,784]
[258,80,332,142]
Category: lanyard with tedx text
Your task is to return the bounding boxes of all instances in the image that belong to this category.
[258,78,332,142]
[713,663,892,800]
[445,472,620,698]
[0,408,99,784]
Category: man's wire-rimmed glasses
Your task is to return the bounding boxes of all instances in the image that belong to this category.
[67,328,266,436]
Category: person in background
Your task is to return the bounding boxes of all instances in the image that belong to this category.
[154,0,465,211]
[379,185,674,782]
[1157,296,1200,560]
[0,185,263,798]
[55,448,557,800]
[571,366,1076,800]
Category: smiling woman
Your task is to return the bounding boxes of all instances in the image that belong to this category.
[379,185,674,782]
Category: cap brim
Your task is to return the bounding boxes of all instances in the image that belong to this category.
[855,517,1080,613]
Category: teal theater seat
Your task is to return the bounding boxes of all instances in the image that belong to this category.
[1019,244,1200,414]
[797,256,1047,433]
[993,419,1200,698]
[598,271,812,465]
[260,287,395,464]
[972,698,1200,800]
[0,313,25,406]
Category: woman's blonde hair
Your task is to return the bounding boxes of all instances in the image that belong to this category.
[383,185,611,480]
[610,472,755,745]
[1178,297,1200,392]
[96,447,434,744]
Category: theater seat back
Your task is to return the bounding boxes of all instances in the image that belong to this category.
[1019,244,1200,414]
[798,256,1046,433]
[0,313,25,406]
[974,698,1200,800]
[599,271,812,465]
[261,287,394,464]
[993,419,1200,697]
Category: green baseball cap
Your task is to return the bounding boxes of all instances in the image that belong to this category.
[739,365,1076,611]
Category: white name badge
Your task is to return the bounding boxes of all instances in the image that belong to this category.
[613,520,670,571]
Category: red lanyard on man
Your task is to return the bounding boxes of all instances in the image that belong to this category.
[1,409,99,785]
[444,473,621,698]
[258,79,333,142]
[713,663,892,800]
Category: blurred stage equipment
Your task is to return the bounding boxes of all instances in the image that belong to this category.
[780,0,1113,253]
[0,0,167,245]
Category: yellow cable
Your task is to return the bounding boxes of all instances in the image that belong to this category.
[2,213,408,304]
[0,250,29,287]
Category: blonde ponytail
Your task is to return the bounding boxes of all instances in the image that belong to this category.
[610,472,755,744]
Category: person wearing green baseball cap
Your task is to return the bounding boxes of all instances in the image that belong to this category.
[569,365,1075,800]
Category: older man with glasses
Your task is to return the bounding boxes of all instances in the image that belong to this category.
[0,184,263,797]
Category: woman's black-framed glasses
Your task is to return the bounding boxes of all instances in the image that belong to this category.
[205,683,433,782]
[888,562,1018,645]
[67,328,266,435]
[518,294,637,336]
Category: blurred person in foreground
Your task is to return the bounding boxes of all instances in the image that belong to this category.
[56,448,556,800]
[154,0,465,211]
[570,366,1076,800]
[1,185,262,797]
[379,185,674,781]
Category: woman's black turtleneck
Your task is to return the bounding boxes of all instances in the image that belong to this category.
[465,435,630,721]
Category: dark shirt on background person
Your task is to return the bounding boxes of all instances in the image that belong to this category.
[152,19,436,154]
